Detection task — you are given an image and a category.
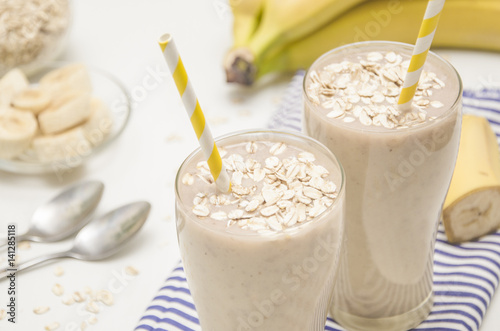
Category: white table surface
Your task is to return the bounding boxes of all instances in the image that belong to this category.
[0,1,499,330]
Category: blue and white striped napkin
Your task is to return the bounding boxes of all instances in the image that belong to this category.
[136,72,500,331]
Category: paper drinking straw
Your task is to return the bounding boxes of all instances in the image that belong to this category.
[398,0,446,110]
[158,33,231,192]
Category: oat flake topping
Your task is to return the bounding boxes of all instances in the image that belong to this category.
[183,142,339,234]
[306,51,446,129]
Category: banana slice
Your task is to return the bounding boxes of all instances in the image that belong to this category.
[40,63,92,95]
[32,127,91,163]
[443,115,500,243]
[444,189,500,244]
[11,88,52,114]
[81,98,113,146]
[0,68,29,107]
[38,91,91,135]
[0,109,38,159]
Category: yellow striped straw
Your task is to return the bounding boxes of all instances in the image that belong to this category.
[398,0,446,110]
[158,33,231,192]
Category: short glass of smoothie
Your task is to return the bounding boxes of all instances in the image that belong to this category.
[303,41,462,330]
[175,130,345,331]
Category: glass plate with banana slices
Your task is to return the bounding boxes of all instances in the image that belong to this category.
[0,62,131,174]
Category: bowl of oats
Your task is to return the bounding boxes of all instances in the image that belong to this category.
[0,0,72,77]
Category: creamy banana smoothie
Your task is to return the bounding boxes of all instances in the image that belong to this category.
[303,42,462,330]
[175,130,345,331]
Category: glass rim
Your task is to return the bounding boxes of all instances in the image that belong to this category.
[303,41,463,134]
[174,129,346,237]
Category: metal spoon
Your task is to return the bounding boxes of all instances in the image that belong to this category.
[0,201,150,279]
[0,181,104,248]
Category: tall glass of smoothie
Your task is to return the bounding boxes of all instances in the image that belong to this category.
[175,130,345,331]
[303,41,462,330]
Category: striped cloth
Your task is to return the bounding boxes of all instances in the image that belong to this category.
[136,72,500,331]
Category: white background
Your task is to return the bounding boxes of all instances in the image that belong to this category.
[0,0,499,330]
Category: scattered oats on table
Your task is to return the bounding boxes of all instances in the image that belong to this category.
[125,265,139,276]
[33,306,50,314]
[54,266,64,277]
[51,283,64,296]
[44,322,60,331]
[85,301,100,314]
[97,289,114,306]
[238,109,252,117]
[18,241,30,250]
[61,295,74,306]
[84,286,96,300]
[166,134,183,142]
[207,115,228,125]
[73,291,86,303]
[88,315,98,324]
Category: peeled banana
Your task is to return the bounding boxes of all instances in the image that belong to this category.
[0,68,29,107]
[0,109,38,159]
[443,115,500,244]
[81,98,113,146]
[227,0,500,85]
[38,91,91,135]
[12,88,52,114]
[33,127,91,163]
[40,63,92,96]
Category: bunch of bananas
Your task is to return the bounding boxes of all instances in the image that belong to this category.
[225,0,500,85]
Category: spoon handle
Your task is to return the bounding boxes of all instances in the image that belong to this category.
[0,251,69,280]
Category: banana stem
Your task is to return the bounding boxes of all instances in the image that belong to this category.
[224,48,257,85]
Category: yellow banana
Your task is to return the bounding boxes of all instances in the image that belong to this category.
[230,0,264,47]
[225,0,264,83]
[443,115,500,244]
[257,0,500,80]
[225,0,367,84]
